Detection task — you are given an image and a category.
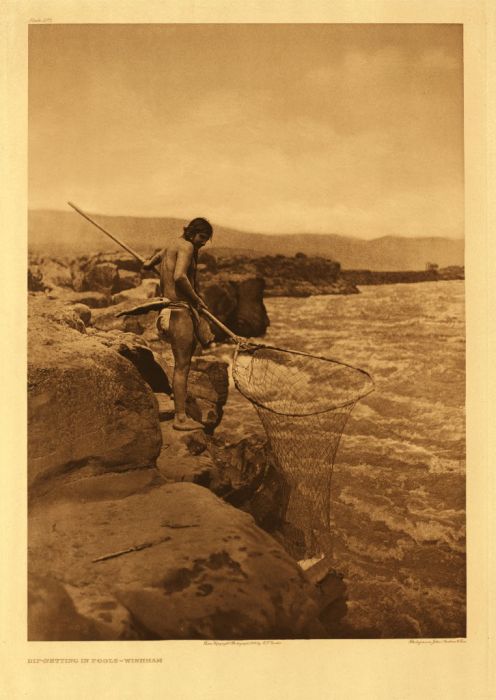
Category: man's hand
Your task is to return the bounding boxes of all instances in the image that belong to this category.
[142,249,164,270]
[196,296,208,311]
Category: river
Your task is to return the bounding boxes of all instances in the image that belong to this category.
[217,280,466,638]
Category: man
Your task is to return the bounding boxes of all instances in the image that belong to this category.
[143,218,214,431]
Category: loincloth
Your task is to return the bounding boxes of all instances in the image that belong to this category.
[157,301,215,349]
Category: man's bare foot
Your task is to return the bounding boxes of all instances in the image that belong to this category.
[172,416,204,431]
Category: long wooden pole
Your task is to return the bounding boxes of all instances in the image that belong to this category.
[67,201,146,263]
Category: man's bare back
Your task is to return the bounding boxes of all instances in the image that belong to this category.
[159,238,200,304]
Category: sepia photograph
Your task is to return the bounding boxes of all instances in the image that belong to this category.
[27,22,467,642]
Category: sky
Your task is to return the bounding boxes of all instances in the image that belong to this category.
[28,24,464,238]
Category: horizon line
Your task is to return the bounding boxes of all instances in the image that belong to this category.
[27,207,465,242]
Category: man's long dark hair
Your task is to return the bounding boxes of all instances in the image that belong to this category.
[183,217,213,242]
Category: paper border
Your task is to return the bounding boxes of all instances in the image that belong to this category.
[1,2,494,698]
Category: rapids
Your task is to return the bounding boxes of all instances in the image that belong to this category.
[216,280,465,638]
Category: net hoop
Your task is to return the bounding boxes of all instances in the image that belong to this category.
[232,343,374,417]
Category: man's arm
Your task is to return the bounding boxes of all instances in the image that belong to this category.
[142,249,165,270]
[174,243,206,308]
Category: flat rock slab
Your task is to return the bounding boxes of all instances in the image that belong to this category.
[29,482,323,640]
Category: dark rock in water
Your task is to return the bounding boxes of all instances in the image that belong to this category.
[201,275,269,339]
[29,482,324,639]
[230,276,269,336]
[28,297,162,492]
[202,281,238,337]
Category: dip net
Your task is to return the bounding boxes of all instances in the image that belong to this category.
[232,345,374,559]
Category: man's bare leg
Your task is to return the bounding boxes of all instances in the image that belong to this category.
[169,309,203,431]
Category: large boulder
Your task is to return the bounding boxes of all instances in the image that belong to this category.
[71,303,92,327]
[33,257,74,290]
[229,276,269,336]
[201,275,269,339]
[111,279,161,305]
[28,297,162,492]
[85,251,144,273]
[29,482,325,640]
[113,269,143,292]
[82,260,119,295]
[201,281,238,336]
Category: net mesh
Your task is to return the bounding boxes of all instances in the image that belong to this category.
[232,345,374,559]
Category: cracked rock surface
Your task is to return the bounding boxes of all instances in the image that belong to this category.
[29,483,324,640]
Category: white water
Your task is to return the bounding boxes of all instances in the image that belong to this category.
[217,281,465,637]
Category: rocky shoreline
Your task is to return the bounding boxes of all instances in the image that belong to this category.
[28,252,463,321]
[341,265,464,285]
[28,293,350,640]
[28,250,462,639]
[198,251,359,297]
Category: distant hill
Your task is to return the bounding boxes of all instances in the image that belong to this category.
[28,209,464,271]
